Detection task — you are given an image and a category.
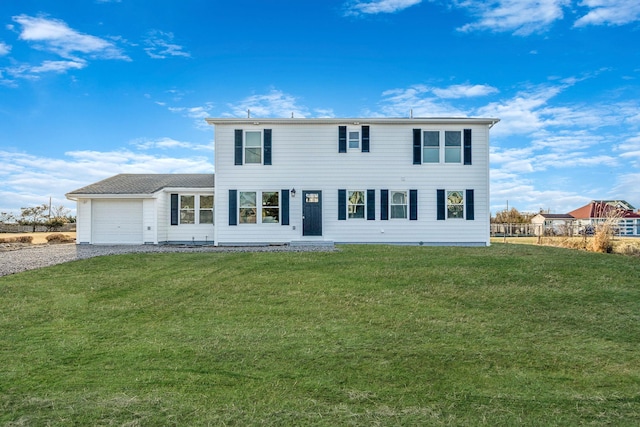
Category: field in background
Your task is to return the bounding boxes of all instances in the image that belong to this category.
[0,232,76,244]
[1,244,639,425]
[492,235,640,255]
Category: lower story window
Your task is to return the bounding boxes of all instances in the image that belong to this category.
[239,192,257,224]
[447,190,464,219]
[348,190,365,219]
[180,195,195,224]
[200,195,214,224]
[262,191,280,223]
[390,191,407,219]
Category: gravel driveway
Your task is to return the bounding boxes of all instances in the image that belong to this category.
[0,243,334,277]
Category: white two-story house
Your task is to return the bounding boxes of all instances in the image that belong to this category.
[66,117,499,246]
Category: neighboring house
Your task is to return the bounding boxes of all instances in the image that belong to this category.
[530,213,575,236]
[568,200,640,236]
[67,117,500,246]
[66,174,214,244]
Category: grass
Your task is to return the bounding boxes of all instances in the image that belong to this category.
[1,244,639,425]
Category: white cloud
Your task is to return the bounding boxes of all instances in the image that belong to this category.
[225,90,311,118]
[344,0,422,16]
[374,85,467,117]
[167,103,215,130]
[29,60,87,73]
[144,30,191,59]
[12,14,129,61]
[131,137,213,152]
[456,0,570,35]
[432,84,499,99]
[0,148,213,215]
[0,41,10,56]
[575,0,640,27]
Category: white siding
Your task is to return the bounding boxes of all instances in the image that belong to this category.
[75,198,92,244]
[162,190,215,244]
[213,121,491,245]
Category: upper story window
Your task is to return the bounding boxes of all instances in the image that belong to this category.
[349,131,360,149]
[235,129,272,165]
[444,131,462,163]
[422,131,439,163]
[339,125,370,153]
[245,131,262,164]
[414,128,471,165]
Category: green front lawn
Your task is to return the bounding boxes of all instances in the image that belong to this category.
[1,244,639,425]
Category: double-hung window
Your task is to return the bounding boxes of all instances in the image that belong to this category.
[447,191,464,219]
[422,131,440,163]
[245,131,262,164]
[390,191,408,219]
[349,131,360,149]
[180,195,195,224]
[199,195,214,224]
[261,191,280,223]
[239,191,257,224]
[348,191,365,219]
[444,131,462,163]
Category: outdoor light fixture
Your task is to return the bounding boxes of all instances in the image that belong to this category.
[291,188,296,197]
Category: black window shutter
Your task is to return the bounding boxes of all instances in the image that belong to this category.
[463,129,472,165]
[234,130,243,165]
[380,190,389,220]
[264,129,272,165]
[338,189,347,220]
[366,189,375,220]
[437,189,445,220]
[281,189,289,225]
[362,125,370,153]
[170,193,179,226]
[409,189,418,221]
[466,189,474,220]
[338,126,347,153]
[229,190,237,226]
[413,129,421,164]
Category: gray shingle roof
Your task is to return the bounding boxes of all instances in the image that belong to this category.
[67,174,214,196]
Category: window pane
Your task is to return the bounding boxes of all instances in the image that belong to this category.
[245,131,261,147]
[239,208,256,224]
[391,191,406,204]
[262,192,279,207]
[199,210,213,224]
[262,208,279,223]
[180,195,194,209]
[200,195,213,209]
[423,148,439,163]
[423,131,439,147]
[240,192,256,207]
[445,148,461,163]
[245,147,261,163]
[445,131,461,146]
[348,191,365,219]
[391,205,407,219]
[181,210,195,224]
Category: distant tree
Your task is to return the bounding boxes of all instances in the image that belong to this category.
[492,207,536,224]
[45,205,73,231]
[18,204,49,232]
[0,212,15,224]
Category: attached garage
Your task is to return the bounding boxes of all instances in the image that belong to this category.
[91,199,143,244]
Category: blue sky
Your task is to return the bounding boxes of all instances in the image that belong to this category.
[1,0,639,216]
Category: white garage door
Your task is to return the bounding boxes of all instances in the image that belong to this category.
[92,199,143,244]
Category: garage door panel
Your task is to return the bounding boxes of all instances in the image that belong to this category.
[92,200,143,244]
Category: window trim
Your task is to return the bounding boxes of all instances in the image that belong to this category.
[347,190,366,219]
[444,130,462,164]
[389,190,408,220]
[244,130,263,164]
[446,190,465,219]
